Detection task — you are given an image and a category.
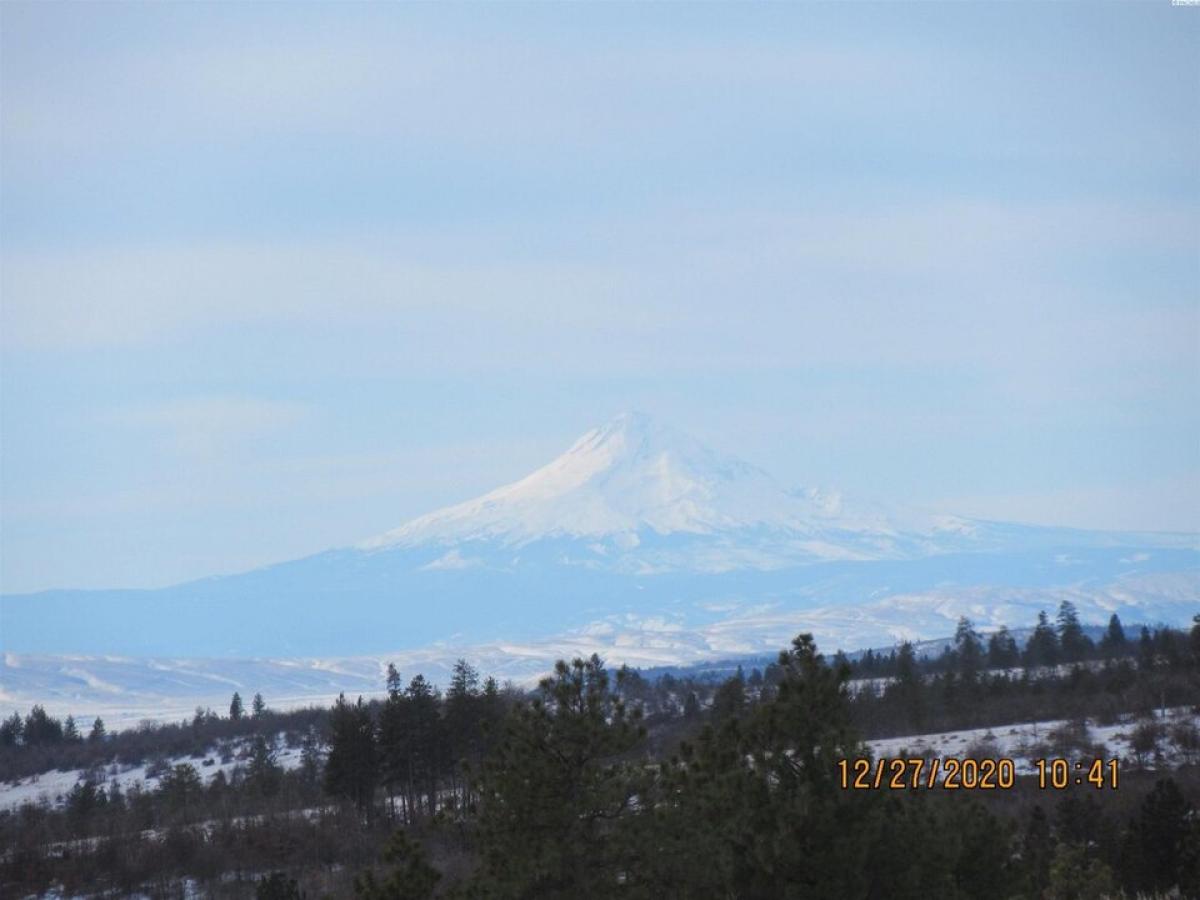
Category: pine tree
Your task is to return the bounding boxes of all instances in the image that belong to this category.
[646,634,875,897]
[710,669,746,724]
[0,712,22,747]
[1025,610,1059,669]
[1022,804,1054,895]
[159,763,203,820]
[354,829,440,899]
[230,692,245,721]
[325,694,378,815]
[1056,600,1093,663]
[252,692,266,718]
[888,641,924,729]
[449,657,480,698]
[445,659,482,811]
[63,715,80,742]
[987,627,1018,669]
[468,654,645,897]
[88,716,107,743]
[1099,613,1127,657]
[23,705,64,745]
[107,777,125,811]
[248,733,282,797]
[1045,843,1116,900]
[299,725,325,793]
[66,776,104,824]
[1138,626,1156,672]
[1128,778,1198,894]
[954,616,984,680]
[378,690,407,821]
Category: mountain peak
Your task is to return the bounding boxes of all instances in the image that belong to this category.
[356,414,986,571]
[359,412,804,551]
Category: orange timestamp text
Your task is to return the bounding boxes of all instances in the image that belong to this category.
[837,757,1119,791]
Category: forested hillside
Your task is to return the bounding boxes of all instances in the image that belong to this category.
[2,608,1198,898]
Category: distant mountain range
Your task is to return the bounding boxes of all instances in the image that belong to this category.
[2,412,1196,718]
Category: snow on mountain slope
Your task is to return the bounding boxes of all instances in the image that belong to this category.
[356,412,1192,576]
[361,412,835,546]
[359,411,992,568]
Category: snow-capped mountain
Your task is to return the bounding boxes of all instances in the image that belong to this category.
[355,411,1158,576]
[1,413,1196,669]
[361,411,913,553]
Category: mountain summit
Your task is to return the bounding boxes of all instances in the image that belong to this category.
[359,412,982,572]
[362,411,829,548]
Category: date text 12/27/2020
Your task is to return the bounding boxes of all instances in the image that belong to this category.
[837,757,1119,791]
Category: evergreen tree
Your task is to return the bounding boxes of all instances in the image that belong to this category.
[403,675,443,819]
[1138,626,1156,672]
[354,830,440,900]
[1025,610,1059,669]
[468,654,644,897]
[954,616,984,680]
[299,725,325,792]
[159,763,203,820]
[88,716,106,743]
[248,733,282,797]
[0,712,22,747]
[256,872,304,900]
[1045,843,1116,900]
[66,776,104,825]
[986,627,1019,669]
[230,691,245,721]
[1128,778,1198,894]
[325,694,378,814]
[63,714,80,742]
[1022,804,1055,896]
[386,663,402,699]
[107,777,125,811]
[23,705,64,745]
[445,659,482,810]
[378,688,408,820]
[449,657,480,699]
[710,669,746,724]
[1099,613,1128,657]
[895,641,918,685]
[252,692,267,718]
[888,641,924,729]
[1056,600,1093,663]
[647,634,875,897]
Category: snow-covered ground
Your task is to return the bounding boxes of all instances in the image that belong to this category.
[4,707,1196,815]
[0,732,306,813]
[866,706,1199,776]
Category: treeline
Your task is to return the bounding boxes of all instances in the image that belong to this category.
[844,603,1197,678]
[1,615,1198,898]
[0,692,327,784]
[842,607,1200,739]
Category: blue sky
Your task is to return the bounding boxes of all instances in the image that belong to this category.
[2,2,1197,592]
